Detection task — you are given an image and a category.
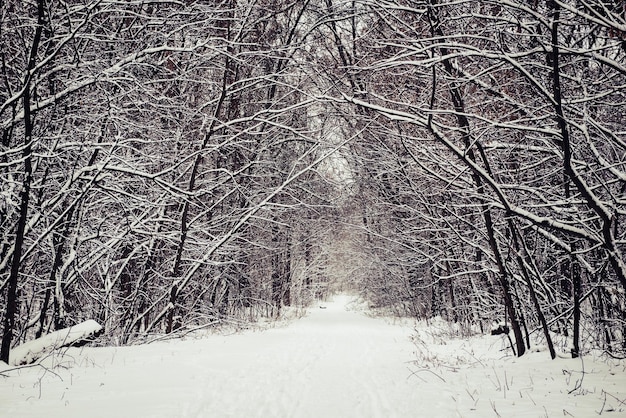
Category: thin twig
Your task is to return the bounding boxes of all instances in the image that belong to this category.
[407,367,447,383]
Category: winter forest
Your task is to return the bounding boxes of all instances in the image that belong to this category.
[2,0,626,391]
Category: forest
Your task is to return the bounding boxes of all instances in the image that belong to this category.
[1,0,625,364]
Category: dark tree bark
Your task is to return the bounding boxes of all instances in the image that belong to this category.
[426,0,526,356]
[1,0,45,363]
[509,220,556,359]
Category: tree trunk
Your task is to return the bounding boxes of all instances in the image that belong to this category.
[509,220,556,359]
[427,0,526,356]
[0,0,45,363]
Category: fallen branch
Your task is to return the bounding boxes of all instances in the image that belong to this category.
[9,320,103,366]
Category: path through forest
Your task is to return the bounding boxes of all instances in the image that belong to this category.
[1,294,624,417]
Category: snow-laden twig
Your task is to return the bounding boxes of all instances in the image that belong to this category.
[9,320,103,366]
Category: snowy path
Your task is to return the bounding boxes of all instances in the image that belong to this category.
[3,294,625,417]
[0,294,454,417]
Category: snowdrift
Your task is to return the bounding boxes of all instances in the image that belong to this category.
[8,320,103,366]
[1,296,624,417]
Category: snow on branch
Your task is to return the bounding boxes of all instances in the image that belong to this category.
[8,320,103,366]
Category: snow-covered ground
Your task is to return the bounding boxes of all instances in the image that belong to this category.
[1,294,624,417]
